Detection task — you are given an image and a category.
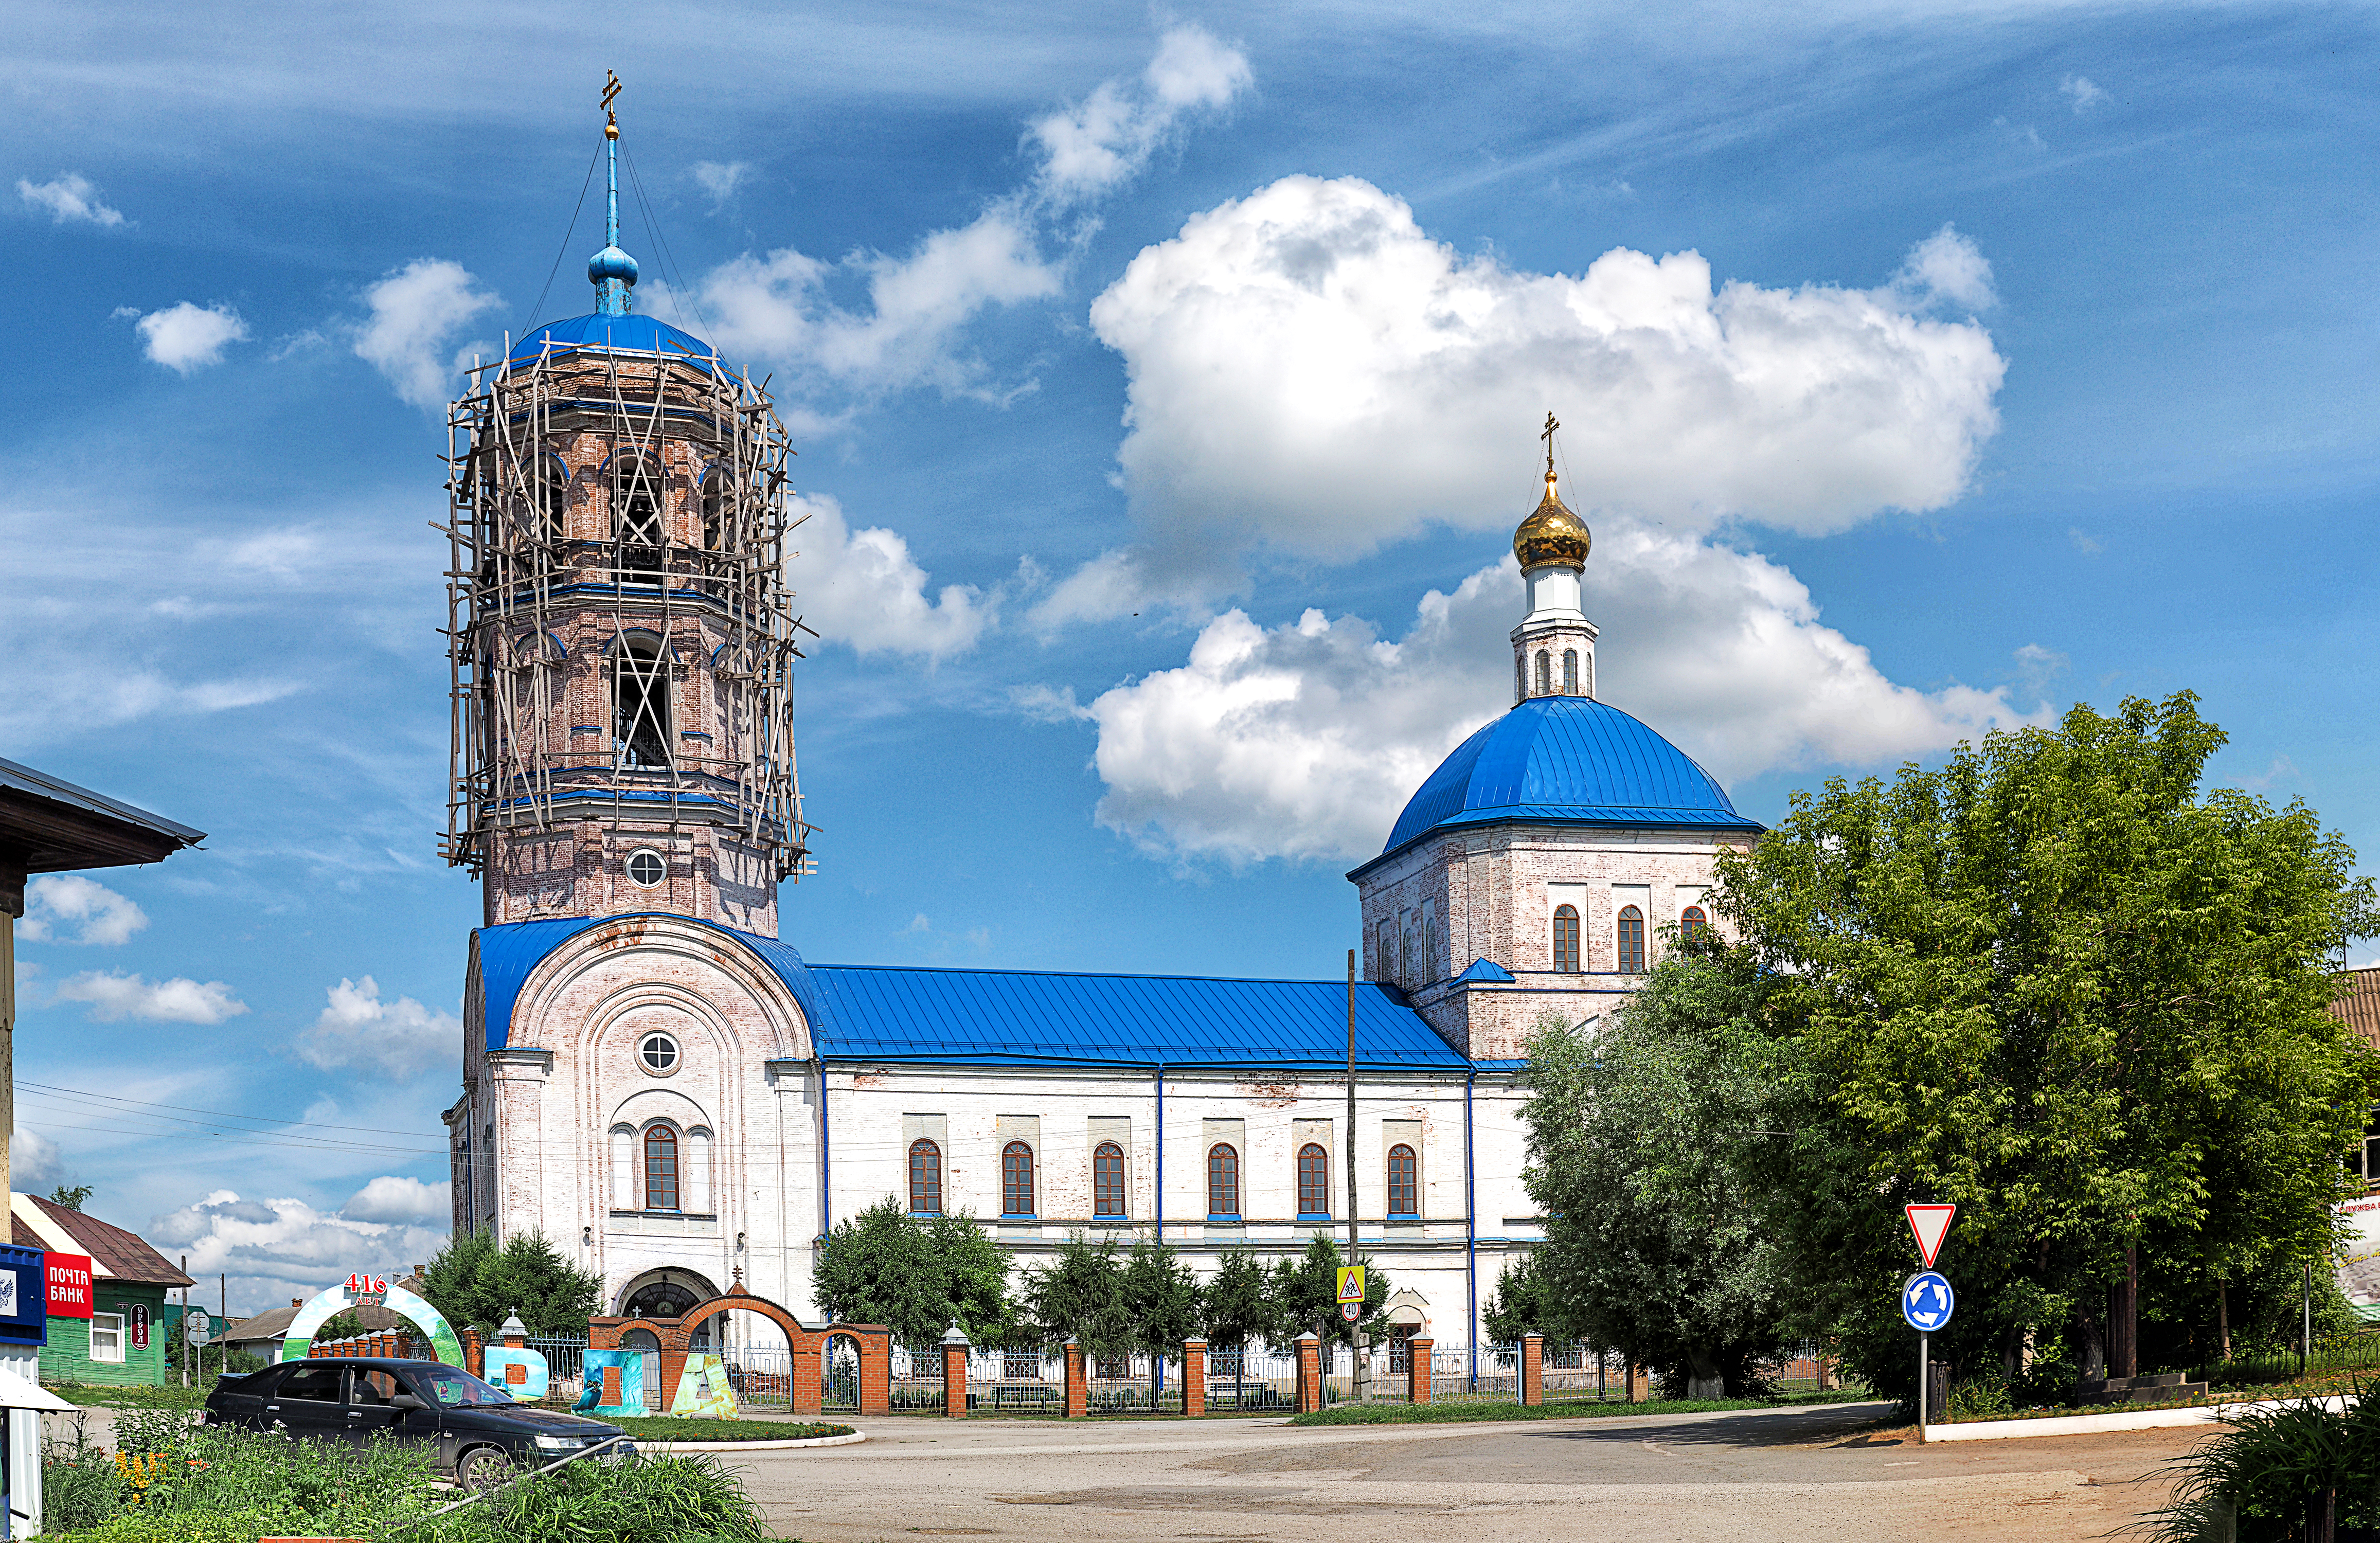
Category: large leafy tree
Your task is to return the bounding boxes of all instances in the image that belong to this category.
[810,1199,1014,1349]
[1521,959,1796,1397]
[1720,693,2378,1401]
[418,1229,603,1336]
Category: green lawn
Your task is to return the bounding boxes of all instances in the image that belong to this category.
[616,1415,853,1442]
[1286,1389,1878,1426]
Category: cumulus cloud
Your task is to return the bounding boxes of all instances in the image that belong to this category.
[53,971,245,1024]
[20,875,148,946]
[1886,224,1998,312]
[1029,24,1252,202]
[1077,548,2049,865]
[2062,75,2109,112]
[10,1130,66,1192]
[147,1190,448,1316]
[342,1176,447,1225]
[692,159,749,209]
[789,492,999,659]
[1069,176,2007,612]
[353,258,499,410]
[131,302,248,374]
[295,977,459,1081]
[19,172,124,226]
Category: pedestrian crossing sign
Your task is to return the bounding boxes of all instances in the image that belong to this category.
[1336,1265,1366,1304]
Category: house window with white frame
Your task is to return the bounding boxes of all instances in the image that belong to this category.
[90,1312,126,1363]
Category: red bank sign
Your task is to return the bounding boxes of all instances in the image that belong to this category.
[45,1254,93,1318]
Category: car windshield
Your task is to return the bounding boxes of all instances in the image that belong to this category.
[410,1366,517,1408]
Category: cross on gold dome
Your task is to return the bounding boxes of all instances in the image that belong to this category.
[1541,411,1560,479]
[602,70,621,139]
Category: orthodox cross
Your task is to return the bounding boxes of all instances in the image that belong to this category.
[602,70,621,129]
[1541,411,1561,477]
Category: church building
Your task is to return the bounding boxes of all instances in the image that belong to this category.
[442,109,1764,1352]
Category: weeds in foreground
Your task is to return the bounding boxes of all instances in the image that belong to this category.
[2133,1382,2380,1541]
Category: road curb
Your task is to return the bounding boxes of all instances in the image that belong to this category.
[637,1430,867,1452]
[1925,1394,2347,1442]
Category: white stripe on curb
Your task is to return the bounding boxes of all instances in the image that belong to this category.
[636,1430,868,1452]
[1925,1394,2347,1442]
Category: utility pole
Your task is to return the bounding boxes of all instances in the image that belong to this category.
[1347,949,1365,1402]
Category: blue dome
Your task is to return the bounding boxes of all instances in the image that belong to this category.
[587,244,639,286]
[510,312,721,367]
[1376,695,1763,859]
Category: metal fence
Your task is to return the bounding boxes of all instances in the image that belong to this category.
[1205,1345,1299,1412]
[526,1336,587,1402]
[890,1344,945,1411]
[1088,1351,1185,1414]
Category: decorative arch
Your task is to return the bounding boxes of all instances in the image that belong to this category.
[589,1285,891,1416]
[280,1278,466,1366]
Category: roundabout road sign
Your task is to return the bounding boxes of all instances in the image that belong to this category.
[1902,1271,1954,1332]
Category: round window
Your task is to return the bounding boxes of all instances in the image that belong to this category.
[639,1033,679,1075]
[625,848,666,887]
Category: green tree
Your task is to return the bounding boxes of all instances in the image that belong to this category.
[1718,693,2380,1404]
[810,1200,1014,1349]
[48,1185,93,1212]
[1481,1250,1568,1344]
[1019,1233,1130,1356]
[1521,959,1796,1397]
[1118,1238,1201,1358]
[417,1229,603,1336]
[1199,1251,1281,1351]
[1267,1235,1387,1348]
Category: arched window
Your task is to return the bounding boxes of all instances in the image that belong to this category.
[1387,1144,1418,1216]
[1208,1143,1240,1218]
[1617,904,1646,974]
[1681,905,1710,950]
[613,634,671,770]
[1534,651,1550,695]
[1562,650,1578,695]
[1001,1141,1035,1217]
[642,1125,681,1212]
[1515,654,1527,702]
[534,453,571,546]
[908,1139,942,1215]
[1552,904,1580,973]
[612,452,664,576]
[700,464,730,551]
[1377,920,1394,983]
[1093,1142,1126,1218]
[1297,1143,1330,1218]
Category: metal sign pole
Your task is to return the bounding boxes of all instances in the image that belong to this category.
[1346,950,1366,1403]
[1918,1334,1928,1430]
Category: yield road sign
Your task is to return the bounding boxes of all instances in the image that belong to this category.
[1902,1271,1955,1332]
[1335,1265,1366,1304]
[1905,1204,1956,1268]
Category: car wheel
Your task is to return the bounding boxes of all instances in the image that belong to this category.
[456,1445,515,1492]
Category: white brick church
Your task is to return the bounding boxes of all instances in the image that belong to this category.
[440,137,1762,1350]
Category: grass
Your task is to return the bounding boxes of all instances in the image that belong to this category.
[47,1384,212,1410]
[616,1415,853,1442]
[1285,1388,1876,1426]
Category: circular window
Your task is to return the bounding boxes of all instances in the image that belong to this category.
[639,1033,679,1075]
[624,848,666,887]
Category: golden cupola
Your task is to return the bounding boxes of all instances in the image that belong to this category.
[1512,467,1591,571]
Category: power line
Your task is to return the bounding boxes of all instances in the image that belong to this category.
[518,141,603,338]
[16,1080,440,1139]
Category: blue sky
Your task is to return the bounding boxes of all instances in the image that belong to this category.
[6,1,2376,1311]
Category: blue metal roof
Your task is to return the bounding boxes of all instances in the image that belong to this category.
[1371,696,1762,865]
[475,916,1470,1071]
[510,312,722,367]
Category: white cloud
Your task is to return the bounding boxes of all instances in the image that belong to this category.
[1075,176,2007,609]
[1078,548,2049,865]
[342,1176,448,1225]
[1029,24,1252,202]
[907,913,931,932]
[10,1130,66,1192]
[353,258,499,410]
[132,302,248,374]
[1886,223,1998,312]
[693,160,749,209]
[146,1190,448,1316]
[54,971,246,1024]
[20,875,147,946]
[2062,75,2109,112]
[18,172,124,227]
[789,492,996,659]
[295,977,459,1081]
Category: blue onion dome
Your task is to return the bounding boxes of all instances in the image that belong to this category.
[1512,468,1591,570]
[1380,695,1762,857]
[587,244,639,288]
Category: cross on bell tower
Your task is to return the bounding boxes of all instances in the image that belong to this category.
[1509,413,1598,705]
[440,79,813,934]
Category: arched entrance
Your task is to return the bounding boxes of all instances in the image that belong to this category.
[280,1275,466,1365]
[588,1285,891,1416]
[821,1332,861,1413]
[617,1270,723,1350]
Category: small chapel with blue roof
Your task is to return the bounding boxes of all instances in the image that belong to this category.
[441,107,1760,1355]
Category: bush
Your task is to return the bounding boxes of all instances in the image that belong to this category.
[1944,1372,2013,1421]
[2144,1382,2380,1540]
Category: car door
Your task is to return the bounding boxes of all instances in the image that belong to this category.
[345,1366,406,1450]
[263,1363,346,1443]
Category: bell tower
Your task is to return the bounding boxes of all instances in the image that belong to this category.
[440,78,810,934]
[1510,412,1597,704]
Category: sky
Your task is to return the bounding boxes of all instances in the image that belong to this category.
[5,0,2377,1314]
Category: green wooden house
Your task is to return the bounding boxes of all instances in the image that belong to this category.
[12,1193,196,1386]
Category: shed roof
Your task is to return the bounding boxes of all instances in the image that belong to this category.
[2331,967,2380,1053]
[11,1195,193,1287]
[0,757,205,875]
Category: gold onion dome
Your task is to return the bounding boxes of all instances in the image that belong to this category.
[1512,468,1591,570]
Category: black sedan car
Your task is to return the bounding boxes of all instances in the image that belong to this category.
[205,1356,633,1488]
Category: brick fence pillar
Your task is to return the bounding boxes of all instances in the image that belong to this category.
[461,1327,484,1380]
[857,1328,891,1417]
[1406,1337,1432,1404]
[1522,1334,1544,1406]
[1181,1339,1206,1417]
[941,1323,970,1418]
[1295,1334,1321,1414]
[1063,1337,1087,1418]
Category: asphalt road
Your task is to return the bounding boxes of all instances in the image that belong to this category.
[725,1402,2212,1542]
